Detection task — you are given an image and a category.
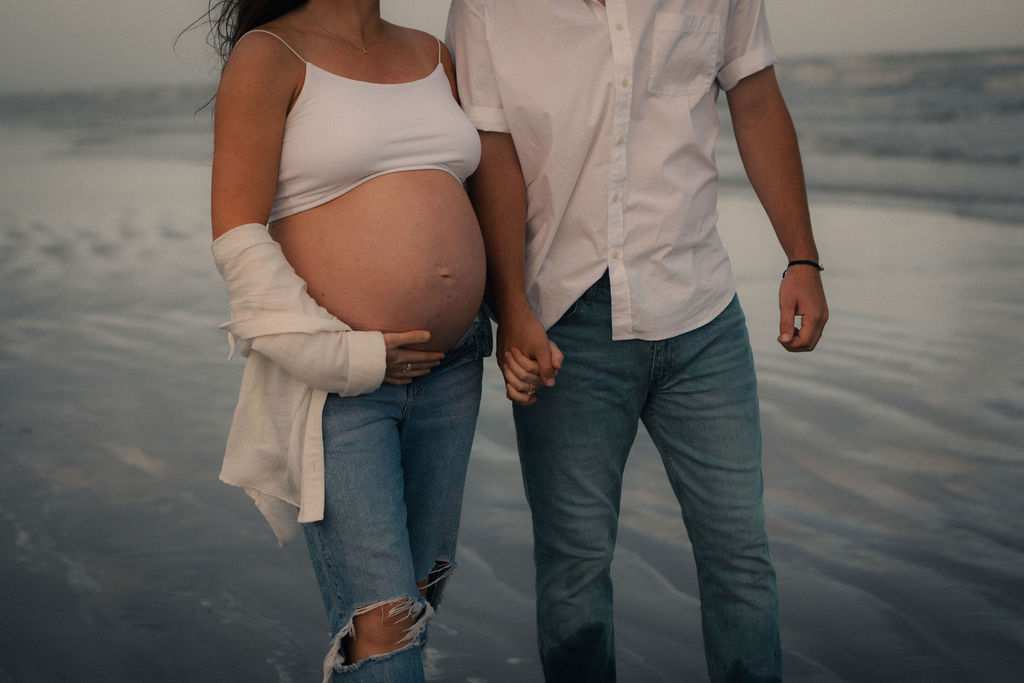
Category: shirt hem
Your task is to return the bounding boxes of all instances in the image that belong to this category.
[221,476,302,547]
[610,288,738,342]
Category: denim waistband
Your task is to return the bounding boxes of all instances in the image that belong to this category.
[443,308,493,363]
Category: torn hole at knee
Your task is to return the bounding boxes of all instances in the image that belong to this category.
[322,597,432,680]
[352,596,431,650]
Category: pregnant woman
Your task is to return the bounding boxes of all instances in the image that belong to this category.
[206,1,489,680]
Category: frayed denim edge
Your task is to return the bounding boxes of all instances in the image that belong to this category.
[420,559,456,611]
[321,596,434,683]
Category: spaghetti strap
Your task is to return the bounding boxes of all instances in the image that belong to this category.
[242,29,307,63]
[436,38,443,67]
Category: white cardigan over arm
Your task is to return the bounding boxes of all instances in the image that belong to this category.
[211,223,386,545]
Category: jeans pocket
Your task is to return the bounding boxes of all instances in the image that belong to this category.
[556,299,582,325]
[555,272,605,327]
[647,13,722,97]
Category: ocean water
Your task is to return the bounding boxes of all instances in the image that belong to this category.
[723,49,1024,224]
[2,48,1022,223]
[1,49,1023,682]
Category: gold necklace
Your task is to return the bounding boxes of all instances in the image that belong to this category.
[310,12,383,55]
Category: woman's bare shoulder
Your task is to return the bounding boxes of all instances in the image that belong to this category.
[218,27,305,101]
[228,26,305,70]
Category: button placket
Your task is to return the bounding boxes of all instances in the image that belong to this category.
[604,0,633,336]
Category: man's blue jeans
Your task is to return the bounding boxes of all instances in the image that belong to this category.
[513,274,781,682]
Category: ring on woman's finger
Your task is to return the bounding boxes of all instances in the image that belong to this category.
[526,386,536,395]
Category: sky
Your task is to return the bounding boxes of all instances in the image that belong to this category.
[1,0,1023,93]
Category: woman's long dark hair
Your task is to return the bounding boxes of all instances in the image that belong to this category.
[193,0,308,66]
[180,0,307,111]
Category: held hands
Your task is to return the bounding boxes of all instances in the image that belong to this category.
[382,330,445,385]
[778,264,828,351]
[497,312,563,406]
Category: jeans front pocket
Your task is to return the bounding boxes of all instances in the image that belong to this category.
[553,271,606,328]
[647,13,722,97]
[556,299,583,325]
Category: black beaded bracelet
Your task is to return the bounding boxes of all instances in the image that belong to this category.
[782,260,824,278]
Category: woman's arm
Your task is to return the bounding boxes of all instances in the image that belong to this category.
[208,36,389,395]
[210,32,302,239]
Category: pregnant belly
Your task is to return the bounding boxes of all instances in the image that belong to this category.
[320,249,485,352]
[271,171,486,352]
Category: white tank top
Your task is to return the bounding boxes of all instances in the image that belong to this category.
[243,31,482,222]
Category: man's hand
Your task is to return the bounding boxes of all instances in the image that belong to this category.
[778,266,828,351]
[497,311,563,406]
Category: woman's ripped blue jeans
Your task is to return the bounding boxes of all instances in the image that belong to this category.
[302,313,491,682]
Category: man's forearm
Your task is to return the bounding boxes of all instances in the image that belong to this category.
[467,131,561,391]
[467,131,532,323]
[727,66,818,262]
[728,67,829,352]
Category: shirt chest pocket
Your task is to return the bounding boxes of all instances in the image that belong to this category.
[647,13,722,97]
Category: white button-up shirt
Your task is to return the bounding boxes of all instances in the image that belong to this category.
[447,0,776,340]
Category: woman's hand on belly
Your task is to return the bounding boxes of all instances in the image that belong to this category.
[382,330,445,385]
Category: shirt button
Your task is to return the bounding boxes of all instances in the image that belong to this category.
[611,192,620,202]
[611,249,620,260]
[620,78,629,87]
[615,23,624,31]
[616,136,624,145]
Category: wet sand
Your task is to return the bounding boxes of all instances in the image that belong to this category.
[1,123,1023,681]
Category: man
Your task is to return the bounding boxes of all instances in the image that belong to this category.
[447,1,827,680]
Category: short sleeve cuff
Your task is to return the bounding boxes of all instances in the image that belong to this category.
[465,105,510,134]
[340,330,387,395]
[718,47,777,91]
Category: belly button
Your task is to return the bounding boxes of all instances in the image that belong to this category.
[439,269,453,280]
